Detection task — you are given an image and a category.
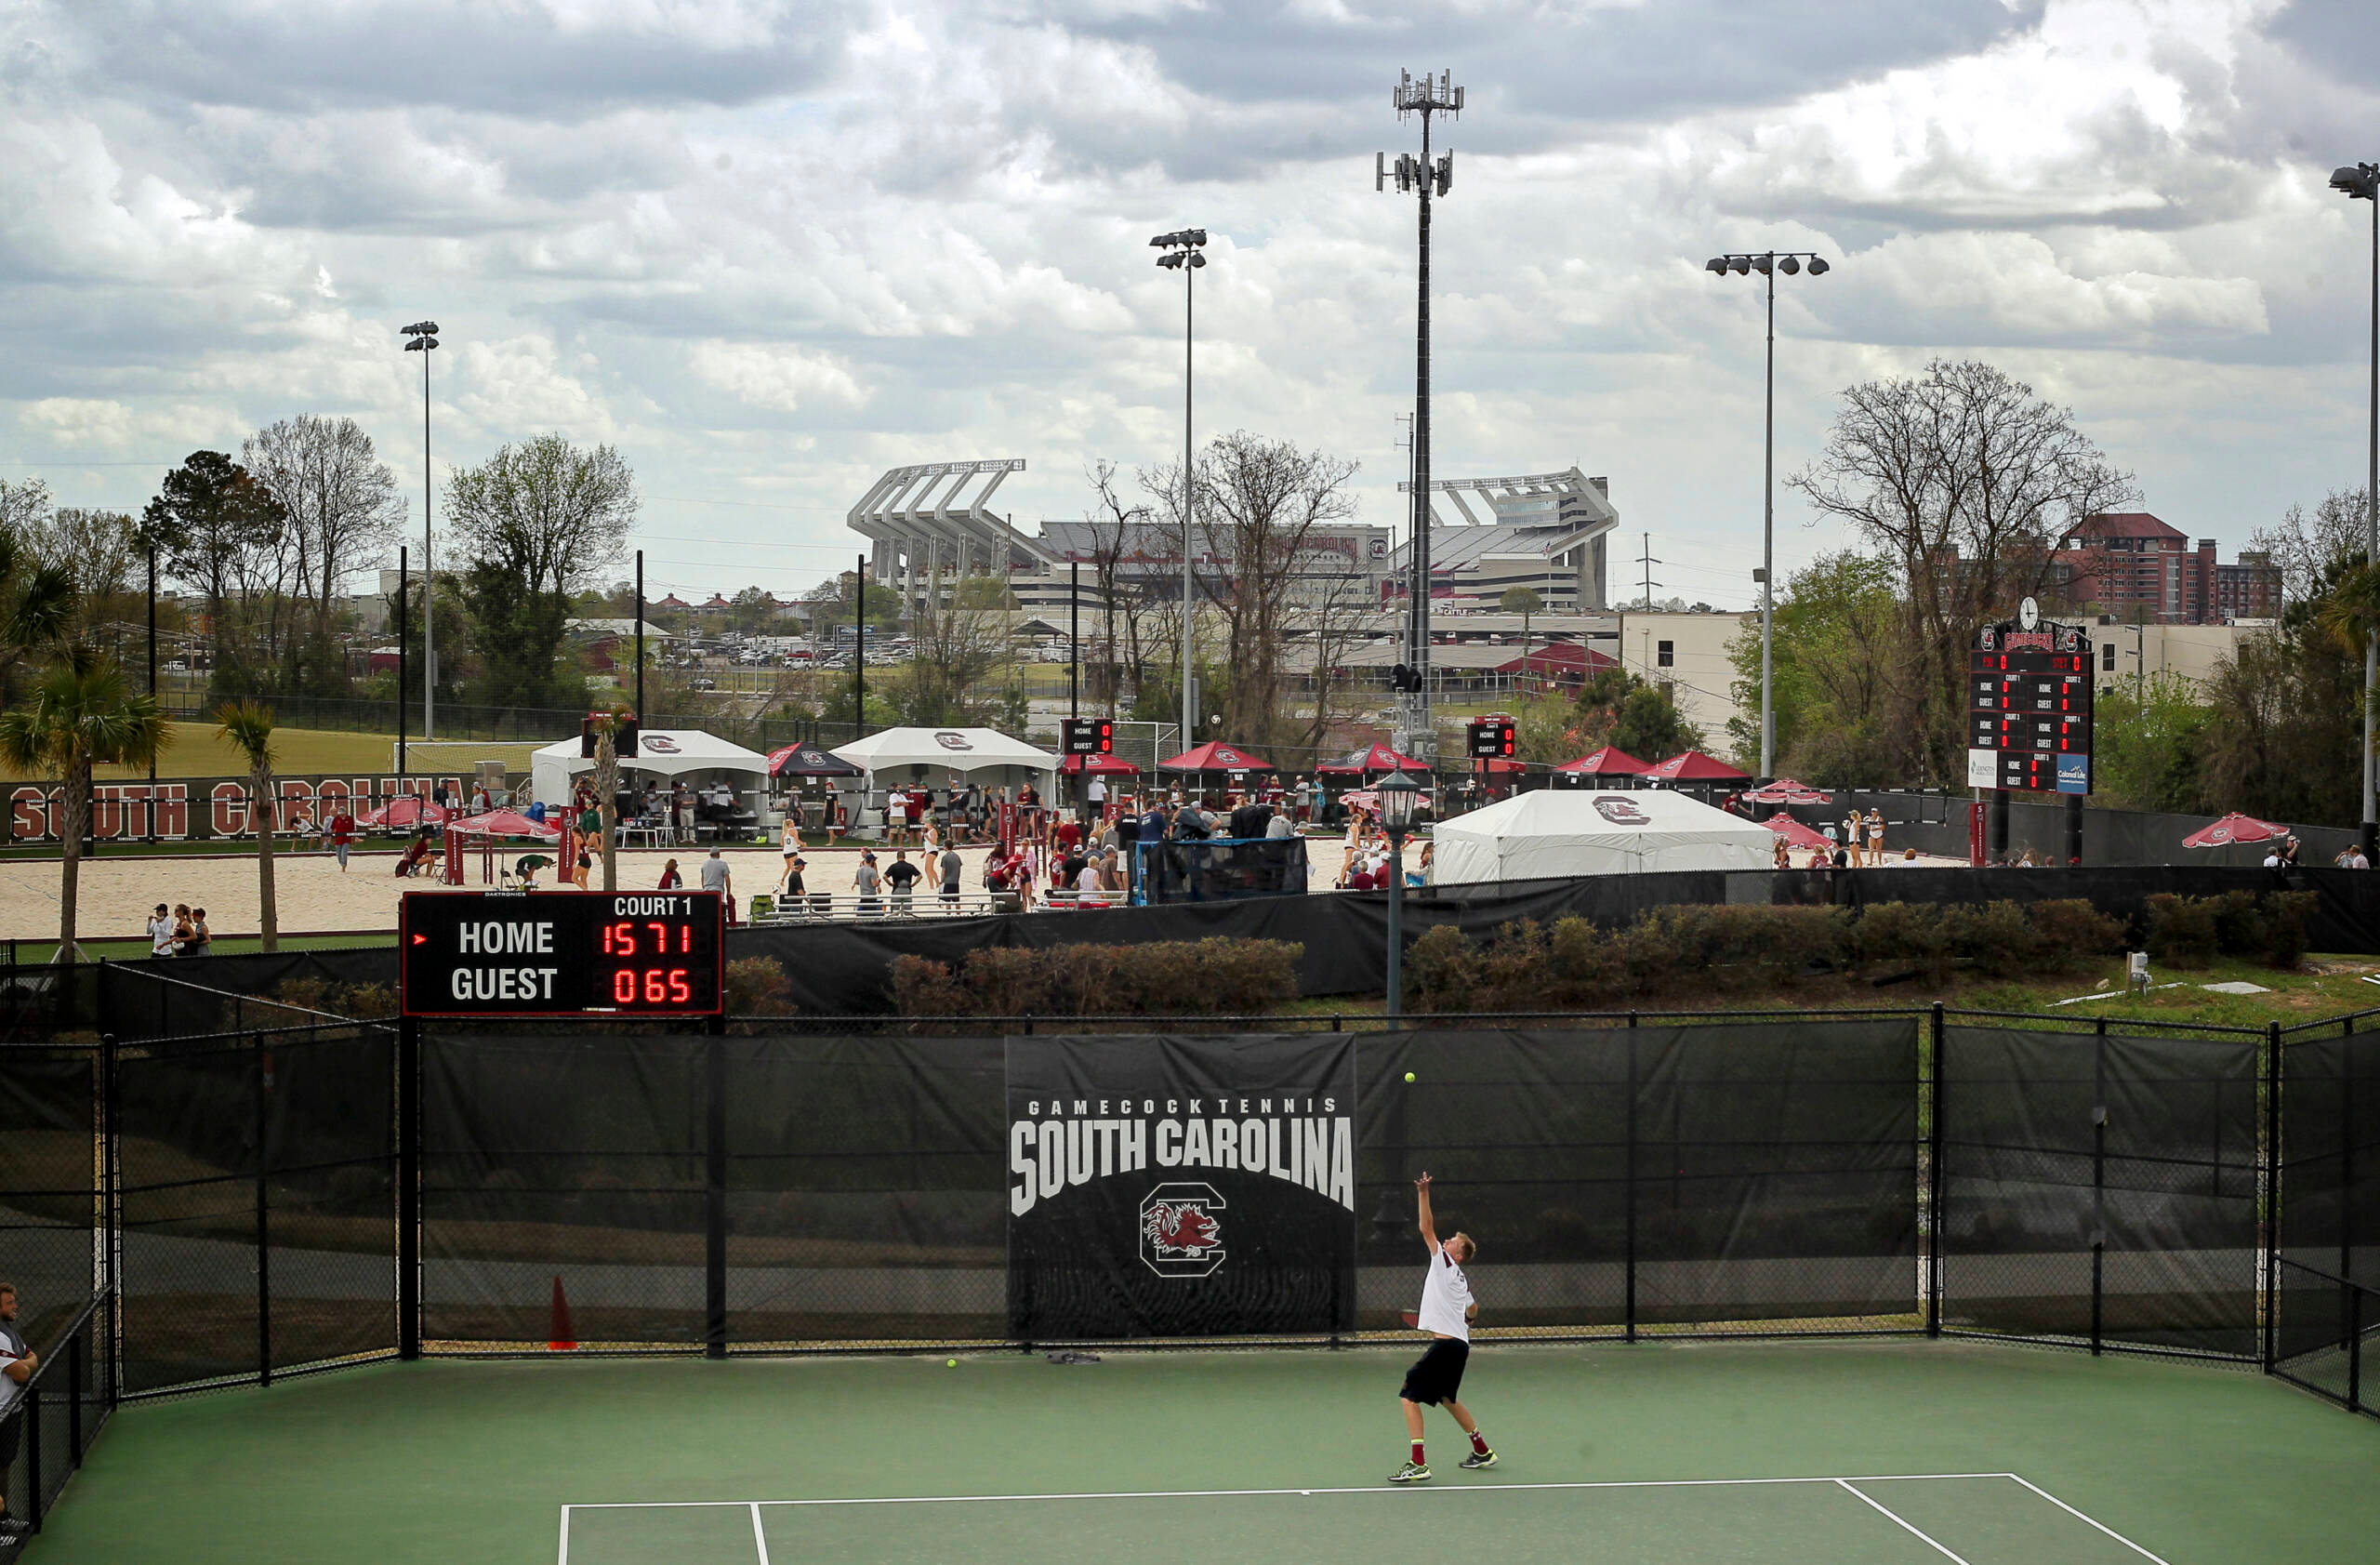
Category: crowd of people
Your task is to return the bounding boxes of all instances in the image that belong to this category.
[143,902,212,957]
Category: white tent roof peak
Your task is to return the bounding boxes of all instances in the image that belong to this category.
[830,726,1061,777]
[1431,787,1774,882]
[527,729,774,805]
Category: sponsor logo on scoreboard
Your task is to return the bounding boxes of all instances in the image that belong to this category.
[1140,1184,1228,1278]
[2056,753,2090,793]
[1967,749,1998,789]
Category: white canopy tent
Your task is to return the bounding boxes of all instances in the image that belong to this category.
[828,727,1064,834]
[1431,788,1776,883]
[528,730,773,807]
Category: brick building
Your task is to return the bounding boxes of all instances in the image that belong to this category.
[2051,512,2280,625]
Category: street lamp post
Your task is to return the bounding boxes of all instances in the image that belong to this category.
[401,321,441,741]
[2331,163,2379,859]
[1151,229,1209,753]
[1378,769,1421,1022]
[1703,251,1829,781]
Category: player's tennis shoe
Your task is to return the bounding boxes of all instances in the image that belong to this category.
[1459,1448,1498,1469]
[1388,1461,1432,1483]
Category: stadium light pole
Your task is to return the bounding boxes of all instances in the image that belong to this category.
[402,321,440,741]
[1151,229,1208,751]
[1379,70,1462,763]
[2331,163,2380,860]
[1704,251,1829,781]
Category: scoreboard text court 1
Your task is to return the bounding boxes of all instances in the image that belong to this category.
[1965,604,2093,795]
[400,891,725,1017]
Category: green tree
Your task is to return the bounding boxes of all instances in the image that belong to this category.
[2090,672,2211,814]
[2198,561,2363,823]
[141,451,290,700]
[0,654,168,957]
[1607,684,1702,762]
[215,699,282,952]
[1724,551,1907,784]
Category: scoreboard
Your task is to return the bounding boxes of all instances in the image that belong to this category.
[1965,602,2093,794]
[401,891,725,1017]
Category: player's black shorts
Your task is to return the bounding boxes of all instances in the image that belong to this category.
[1399,1337,1469,1406]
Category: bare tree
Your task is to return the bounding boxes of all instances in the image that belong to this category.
[1183,431,1362,749]
[1080,460,1149,716]
[893,574,1018,726]
[0,476,51,536]
[1789,359,2135,781]
[242,415,404,638]
[444,433,636,598]
[2250,487,2372,607]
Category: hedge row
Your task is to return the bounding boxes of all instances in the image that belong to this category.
[2143,891,2318,970]
[890,938,1303,1019]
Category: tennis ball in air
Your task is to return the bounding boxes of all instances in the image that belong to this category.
[946,1359,959,1368]
[1404,1072,1416,1083]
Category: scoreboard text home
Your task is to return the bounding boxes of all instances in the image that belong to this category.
[1966,600,2093,795]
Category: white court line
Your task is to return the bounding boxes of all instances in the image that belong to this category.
[563,1471,2016,1512]
[2003,1474,2177,1565]
[1833,1479,1976,1565]
[748,1501,772,1565]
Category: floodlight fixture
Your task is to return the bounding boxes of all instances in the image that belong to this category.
[2333,164,2378,201]
[399,317,443,739]
[1151,227,1214,748]
[1778,255,1801,274]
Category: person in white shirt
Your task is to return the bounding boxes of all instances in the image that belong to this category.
[146,903,176,959]
[0,1282,38,1539]
[1390,1172,1495,1482]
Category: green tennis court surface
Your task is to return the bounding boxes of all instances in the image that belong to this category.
[27,1338,2380,1564]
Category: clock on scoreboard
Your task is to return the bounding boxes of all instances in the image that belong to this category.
[400,891,725,1017]
[1965,598,2094,795]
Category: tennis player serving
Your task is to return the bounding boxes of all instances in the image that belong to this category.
[1389,1172,1496,1482]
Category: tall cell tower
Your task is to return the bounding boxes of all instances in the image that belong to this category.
[1377,69,1461,760]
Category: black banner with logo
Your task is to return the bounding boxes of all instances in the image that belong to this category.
[1007,1033,1358,1339]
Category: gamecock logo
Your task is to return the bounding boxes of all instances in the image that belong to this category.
[1140,1183,1227,1278]
[1592,796,1651,826]
[642,736,680,754]
[934,731,974,750]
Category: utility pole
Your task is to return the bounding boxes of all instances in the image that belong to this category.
[1151,229,1209,752]
[402,322,441,740]
[1379,68,1462,763]
[1638,533,1662,610]
[634,550,645,725]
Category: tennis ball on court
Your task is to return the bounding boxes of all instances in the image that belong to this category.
[1404,1072,1416,1083]
[946,1359,959,1368]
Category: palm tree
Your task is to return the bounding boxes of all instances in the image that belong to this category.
[0,653,167,959]
[216,698,281,952]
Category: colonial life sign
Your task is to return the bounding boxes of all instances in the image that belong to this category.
[1006,1034,1357,1339]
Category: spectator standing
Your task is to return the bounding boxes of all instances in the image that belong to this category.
[780,813,803,892]
[0,1282,38,1542]
[700,847,732,905]
[853,851,883,916]
[171,903,195,954]
[674,781,696,844]
[1772,836,1792,870]
[186,908,212,956]
[658,858,682,890]
[147,903,175,958]
[2350,845,2373,870]
[1865,811,1884,863]
[1087,770,1108,819]
[885,848,921,910]
[329,806,356,871]
[938,842,963,905]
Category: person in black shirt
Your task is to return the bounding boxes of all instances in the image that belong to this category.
[884,848,922,909]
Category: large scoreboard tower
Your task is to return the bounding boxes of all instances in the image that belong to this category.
[1966,598,2094,796]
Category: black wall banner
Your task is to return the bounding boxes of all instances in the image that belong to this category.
[1007,1033,1358,1339]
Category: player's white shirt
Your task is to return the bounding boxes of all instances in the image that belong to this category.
[1417,1243,1473,1341]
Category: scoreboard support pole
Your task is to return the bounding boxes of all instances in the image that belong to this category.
[2065,792,2084,868]
[398,1013,421,1360]
[1989,789,2010,862]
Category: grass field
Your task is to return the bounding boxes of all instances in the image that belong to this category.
[27,1337,2380,1563]
[0,723,546,784]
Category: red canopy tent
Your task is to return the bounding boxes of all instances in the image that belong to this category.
[2181,813,2290,848]
[1554,746,1648,776]
[1644,749,1752,783]
[448,807,561,840]
[1316,742,1431,776]
[1159,741,1275,773]
[361,797,450,830]
[1060,753,1141,775]
[1761,811,1833,852]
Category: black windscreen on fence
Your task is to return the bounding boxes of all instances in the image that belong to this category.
[423,1034,708,1346]
[1939,1026,2262,1359]
[2279,1023,2380,1289]
[1357,1020,1920,1335]
[0,1050,98,1343]
[727,1035,1004,1346]
[115,1027,396,1394]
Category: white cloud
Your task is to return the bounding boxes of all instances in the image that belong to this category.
[687,340,870,414]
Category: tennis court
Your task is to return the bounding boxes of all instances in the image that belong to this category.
[24,1337,2380,1563]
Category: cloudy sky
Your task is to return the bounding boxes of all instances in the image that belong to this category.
[4,0,2377,607]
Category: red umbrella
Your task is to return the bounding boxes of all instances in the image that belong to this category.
[1554,746,1648,776]
[360,797,450,829]
[1316,742,1431,776]
[1060,753,1141,775]
[1742,776,1833,805]
[1159,740,1276,773]
[2182,813,2290,848]
[1645,749,1752,782]
[449,807,562,840]
[1761,811,1833,852]
[764,739,863,778]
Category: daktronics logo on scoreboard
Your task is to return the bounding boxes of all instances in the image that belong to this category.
[399,891,725,1016]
